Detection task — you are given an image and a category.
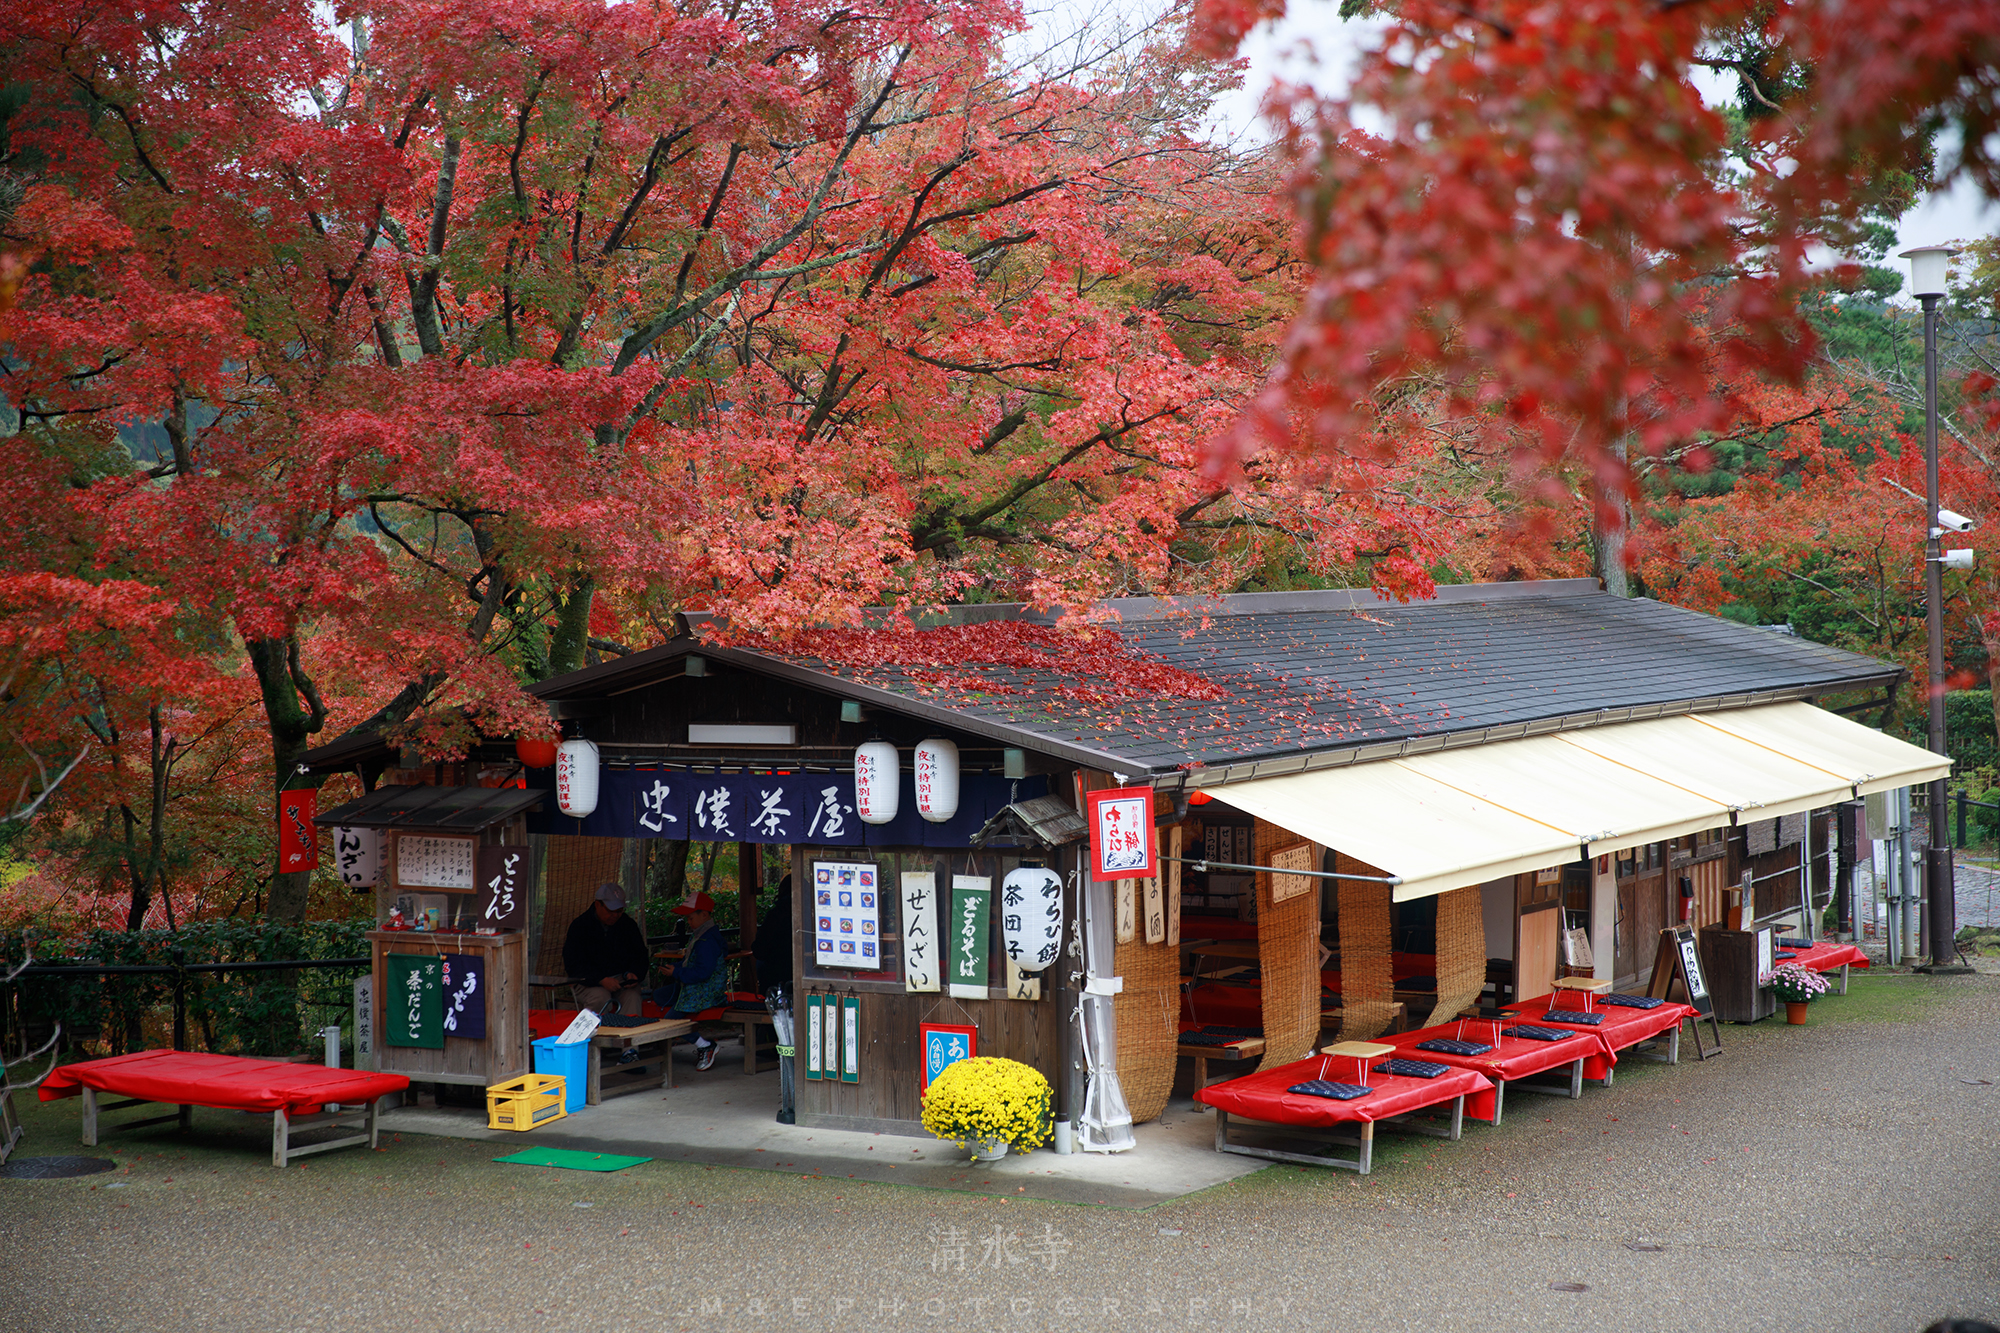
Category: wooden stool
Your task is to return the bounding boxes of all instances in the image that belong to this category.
[1322,1040,1396,1087]
[1552,976,1612,1014]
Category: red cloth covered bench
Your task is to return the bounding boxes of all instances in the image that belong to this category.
[1502,993,1698,1083]
[1779,941,1868,993]
[39,1049,409,1167]
[1195,1052,1490,1174]
[1377,1016,1617,1124]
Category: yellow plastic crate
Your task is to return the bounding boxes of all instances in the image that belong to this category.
[486,1073,567,1131]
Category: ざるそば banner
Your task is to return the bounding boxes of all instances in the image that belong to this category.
[1087,786,1155,880]
[812,861,884,970]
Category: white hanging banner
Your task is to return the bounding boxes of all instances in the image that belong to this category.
[999,866,1063,971]
[900,872,941,993]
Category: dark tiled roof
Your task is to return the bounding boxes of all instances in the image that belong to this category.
[719,584,1898,778]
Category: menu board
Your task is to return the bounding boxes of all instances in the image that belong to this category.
[812,860,883,971]
[395,834,477,891]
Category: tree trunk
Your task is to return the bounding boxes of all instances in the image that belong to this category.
[1593,436,1632,598]
[545,575,595,679]
[246,634,327,922]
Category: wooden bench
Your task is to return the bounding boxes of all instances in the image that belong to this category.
[586,1018,693,1104]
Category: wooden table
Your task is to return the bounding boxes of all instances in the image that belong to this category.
[1319,1002,1408,1036]
[1178,1035,1266,1089]
[585,1018,692,1104]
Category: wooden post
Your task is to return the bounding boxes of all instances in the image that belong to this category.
[737,841,761,992]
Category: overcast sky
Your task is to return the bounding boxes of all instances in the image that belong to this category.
[1200,2,1996,292]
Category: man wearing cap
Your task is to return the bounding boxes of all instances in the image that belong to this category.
[564,883,650,1016]
[655,892,727,1071]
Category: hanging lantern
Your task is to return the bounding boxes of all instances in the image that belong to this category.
[1001,867,1063,970]
[515,737,558,768]
[914,738,959,823]
[332,826,383,889]
[853,740,900,825]
[556,738,600,818]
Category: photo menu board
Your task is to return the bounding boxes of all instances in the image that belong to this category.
[812,860,884,971]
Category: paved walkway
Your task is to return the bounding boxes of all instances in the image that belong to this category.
[5,971,1996,1332]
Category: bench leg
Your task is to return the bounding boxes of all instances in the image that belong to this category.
[82,1087,98,1147]
[743,1020,756,1074]
[1447,1095,1464,1141]
[1214,1109,1229,1153]
[586,1047,603,1106]
[1667,1025,1681,1065]
[272,1108,289,1168]
[367,1098,380,1151]
[1193,1056,1209,1089]
[1356,1121,1374,1176]
[1839,963,1850,996]
[177,1103,192,1132]
[1569,1059,1583,1099]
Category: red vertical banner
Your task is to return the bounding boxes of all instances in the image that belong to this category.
[278,789,319,872]
[1086,786,1155,880]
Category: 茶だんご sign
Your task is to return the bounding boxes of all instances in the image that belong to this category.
[1087,787,1154,880]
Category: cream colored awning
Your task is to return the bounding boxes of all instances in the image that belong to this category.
[1207,702,1948,902]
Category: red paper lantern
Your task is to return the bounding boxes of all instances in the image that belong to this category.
[515,737,558,768]
[1187,790,1213,805]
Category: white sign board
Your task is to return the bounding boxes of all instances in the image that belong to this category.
[900,872,940,992]
[812,861,884,971]
[395,834,477,891]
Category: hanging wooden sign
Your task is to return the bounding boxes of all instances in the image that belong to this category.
[1270,842,1315,904]
[804,993,824,1080]
[1115,879,1136,943]
[384,954,443,1049]
[840,995,861,1083]
[1087,786,1155,879]
[1005,957,1041,1001]
[1142,875,1165,943]
[947,876,992,999]
[900,872,941,993]
[1166,826,1183,947]
[824,995,842,1080]
[999,866,1062,971]
[475,845,530,931]
[395,834,476,892]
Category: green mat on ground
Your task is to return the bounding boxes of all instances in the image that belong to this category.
[493,1147,653,1173]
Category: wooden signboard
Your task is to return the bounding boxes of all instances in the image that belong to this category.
[840,995,860,1084]
[804,993,824,1080]
[475,845,530,931]
[1648,925,1722,1059]
[395,834,477,892]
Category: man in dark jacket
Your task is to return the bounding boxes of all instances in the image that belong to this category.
[564,883,649,1015]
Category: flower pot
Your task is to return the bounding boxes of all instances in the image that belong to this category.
[968,1139,1009,1162]
[1785,1000,1809,1025]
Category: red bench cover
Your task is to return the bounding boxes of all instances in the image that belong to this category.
[39,1049,409,1115]
[1196,1053,1490,1126]
[1504,993,1696,1081]
[1377,1016,1613,1118]
[1782,941,1868,973]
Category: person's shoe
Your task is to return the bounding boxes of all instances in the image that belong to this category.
[616,1049,640,1066]
[695,1042,718,1072]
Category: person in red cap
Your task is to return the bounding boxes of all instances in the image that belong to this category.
[655,891,727,1070]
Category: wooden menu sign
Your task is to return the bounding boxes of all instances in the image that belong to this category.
[1648,925,1722,1059]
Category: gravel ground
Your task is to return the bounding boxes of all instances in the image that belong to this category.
[4,971,1996,1333]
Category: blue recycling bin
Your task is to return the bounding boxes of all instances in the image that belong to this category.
[532,1036,589,1114]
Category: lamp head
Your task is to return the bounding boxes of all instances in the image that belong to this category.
[1899,245,1958,299]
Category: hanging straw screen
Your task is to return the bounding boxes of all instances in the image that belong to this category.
[1335,850,1396,1042]
[1112,933,1180,1124]
[1426,884,1486,1026]
[534,835,628,979]
[1255,818,1319,1067]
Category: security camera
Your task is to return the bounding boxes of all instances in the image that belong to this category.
[1938,508,1977,533]
[1941,549,1977,571]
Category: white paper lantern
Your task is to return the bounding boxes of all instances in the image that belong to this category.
[332,826,382,888]
[854,740,900,824]
[1001,867,1063,970]
[556,738,600,818]
[914,737,959,823]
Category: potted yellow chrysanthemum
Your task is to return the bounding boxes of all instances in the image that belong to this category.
[920,1057,1053,1161]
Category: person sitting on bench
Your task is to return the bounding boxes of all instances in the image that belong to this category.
[564,882,649,1016]
[655,892,728,1071]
